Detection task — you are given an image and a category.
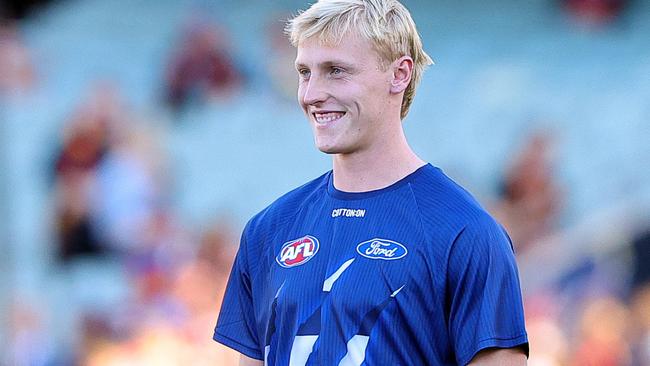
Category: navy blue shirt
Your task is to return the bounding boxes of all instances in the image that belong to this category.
[214,164,528,365]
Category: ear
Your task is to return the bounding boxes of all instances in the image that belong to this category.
[390,56,413,94]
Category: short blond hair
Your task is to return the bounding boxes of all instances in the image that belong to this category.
[286,0,433,119]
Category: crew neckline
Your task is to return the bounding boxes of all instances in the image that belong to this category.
[326,163,433,200]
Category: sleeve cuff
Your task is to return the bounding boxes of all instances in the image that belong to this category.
[213,330,264,360]
[458,333,529,366]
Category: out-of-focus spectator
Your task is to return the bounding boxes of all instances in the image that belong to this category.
[51,82,172,263]
[526,317,569,366]
[172,219,236,317]
[170,219,238,364]
[492,131,562,253]
[90,116,170,254]
[164,19,242,112]
[265,14,297,101]
[0,20,36,95]
[573,295,632,365]
[80,218,239,365]
[113,210,193,338]
[631,230,650,289]
[563,0,628,27]
[51,85,114,263]
[523,291,570,366]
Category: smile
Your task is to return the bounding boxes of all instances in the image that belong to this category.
[313,112,346,124]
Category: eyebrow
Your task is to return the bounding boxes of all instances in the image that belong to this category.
[294,60,356,70]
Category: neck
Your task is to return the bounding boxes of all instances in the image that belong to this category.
[332,126,425,193]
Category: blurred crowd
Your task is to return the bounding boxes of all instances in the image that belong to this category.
[1,0,649,365]
[491,132,650,366]
[4,77,241,363]
[2,3,249,362]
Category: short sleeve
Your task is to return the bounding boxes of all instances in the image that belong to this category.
[446,215,529,365]
[213,230,264,360]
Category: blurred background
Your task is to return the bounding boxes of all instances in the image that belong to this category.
[1,0,649,364]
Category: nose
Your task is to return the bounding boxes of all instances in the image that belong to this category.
[300,75,328,107]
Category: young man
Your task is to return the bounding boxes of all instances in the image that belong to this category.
[214,1,529,365]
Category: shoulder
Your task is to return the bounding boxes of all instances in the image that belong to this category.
[243,171,330,239]
[408,165,504,244]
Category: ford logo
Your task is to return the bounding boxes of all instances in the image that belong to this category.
[356,238,408,260]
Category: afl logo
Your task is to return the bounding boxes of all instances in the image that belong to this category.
[357,238,408,260]
[276,235,320,268]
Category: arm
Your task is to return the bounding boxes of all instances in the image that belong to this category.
[214,228,266,361]
[239,354,264,366]
[446,215,529,364]
[468,347,527,366]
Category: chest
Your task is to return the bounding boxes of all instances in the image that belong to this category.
[257,201,441,330]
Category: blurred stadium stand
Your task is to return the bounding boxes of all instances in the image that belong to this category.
[1,0,650,364]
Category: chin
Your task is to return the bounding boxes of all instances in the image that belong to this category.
[316,144,359,156]
[316,145,340,154]
[314,138,355,155]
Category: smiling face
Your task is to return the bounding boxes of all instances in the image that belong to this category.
[295,35,395,155]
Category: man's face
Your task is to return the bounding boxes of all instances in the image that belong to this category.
[295,34,393,155]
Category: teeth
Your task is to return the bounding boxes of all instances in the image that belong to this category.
[314,112,344,123]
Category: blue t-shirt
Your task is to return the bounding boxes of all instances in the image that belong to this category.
[214,164,528,365]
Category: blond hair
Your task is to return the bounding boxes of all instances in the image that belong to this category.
[286,0,433,119]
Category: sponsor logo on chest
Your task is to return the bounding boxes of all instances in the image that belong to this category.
[356,238,408,260]
[331,208,366,218]
[276,235,320,268]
